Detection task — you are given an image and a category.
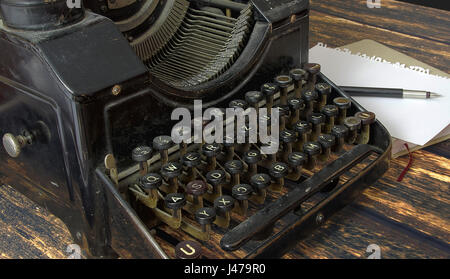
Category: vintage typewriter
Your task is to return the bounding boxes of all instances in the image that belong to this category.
[0,0,391,258]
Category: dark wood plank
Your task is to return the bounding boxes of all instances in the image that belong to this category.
[309,10,450,74]
[310,0,450,45]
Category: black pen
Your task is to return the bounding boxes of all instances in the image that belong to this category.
[341,86,442,99]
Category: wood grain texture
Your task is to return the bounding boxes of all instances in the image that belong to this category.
[0,0,449,258]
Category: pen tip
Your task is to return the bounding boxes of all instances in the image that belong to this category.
[429,92,442,98]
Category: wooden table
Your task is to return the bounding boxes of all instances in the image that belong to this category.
[0,0,449,259]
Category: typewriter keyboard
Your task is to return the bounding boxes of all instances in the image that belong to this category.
[113,63,383,259]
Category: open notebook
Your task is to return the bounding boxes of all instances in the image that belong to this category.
[310,40,450,158]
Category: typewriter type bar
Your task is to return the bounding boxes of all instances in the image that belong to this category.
[99,65,391,259]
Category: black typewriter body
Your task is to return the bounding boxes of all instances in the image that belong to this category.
[0,0,391,258]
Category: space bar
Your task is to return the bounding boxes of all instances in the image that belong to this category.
[220,144,374,251]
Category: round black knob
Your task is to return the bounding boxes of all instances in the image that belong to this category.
[289,68,308,81]
[318,134,336,149]
[261,83,279,96]
[275,75,293,88]
[309,113,326,125]
[333,97,352,110]
[245,91,264,106]
[331,125,349,138]
[273,105,290,117]
[214,195,235,213]
[195,207,216,225]
[175,240,202,259]
[186,180,208,196]
[202,143,221,157]
[344,117,362,131]
[165,193,186,210]
[139,173,163,190]
[288,152,307,167]
[153,135,173,151]
[280,130,296,143]
[303,142,322,156]
[206,170,226,186]
[132,146,153,162]
[304,63,321,75]
[302,90,319,102]
[321,105,339,117]
[315,83,332,97]
[182,152,201,168]
[232,184,254,201]
[355,111,376,125]
[288,98,305,111]
[294,121,312,134]
[250,173,272,191]
[161,162,182,178]
[224,160,244,175]
[269,162,289,178]
[229,99,248,110]
[243,150,261,164]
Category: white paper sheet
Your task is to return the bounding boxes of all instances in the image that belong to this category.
[309,44,450,146]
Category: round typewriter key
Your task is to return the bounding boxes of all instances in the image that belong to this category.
[275,75,293,105]
[232,184,253,216]
[303,141,321,170]
[273,105,290,131]
[165,193,186,218]
[261,83,279,112]
[202,143,221,171]
[250,173,271,204]
[318,134,336,161]
[302,89,319,119]
[232,184,253,200]
[161,162,182,178]
[269,162,289,192]
[331,125,349,152]
[186,180,207,209]
[214,195,235,228]
[250,173,271,191]
[288,98,305,127]
[245,91,264,110]
[214,195,235,213]
[304,63,321,89]
[206,169,225,197]
[186,180,207,196]
[243,150,261,179]
[153,135,173,165]
[315,83,332,111]
[321,105,339,133]
[195,207,216,226]
[132,145,152,175]
[225,160,244,186]
[287,152,307,180]
[344,116,362,144]
[161,161,182,192]
[139,173,163,190]
[280,129,296,163]
[290,68,308,98]
[293,120,312,152]
[308,113,325,141]
[229,99,248,110]
[182,152,201,182]
[333,97,352,125]
[355,111,376,144]
[175,240,202,259]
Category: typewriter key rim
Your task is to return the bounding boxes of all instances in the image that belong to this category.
[165,193,187,210]
[139,173,163,190]
[195,207,217,225]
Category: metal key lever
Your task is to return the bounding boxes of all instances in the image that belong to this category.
[220,144,378,251]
